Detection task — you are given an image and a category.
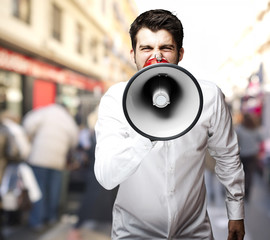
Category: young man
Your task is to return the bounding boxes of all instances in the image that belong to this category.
[95,9,245,239]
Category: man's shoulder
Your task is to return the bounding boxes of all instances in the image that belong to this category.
[99,82,128,108]
[198,79,219,91]
[102,82,128,101]
[198,79,223,98]
[106,81,127,94]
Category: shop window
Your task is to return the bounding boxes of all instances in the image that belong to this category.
[13,0,31,24]
[57,84,79,116]
[0,71,22,117]
[51,3,62,41]
[0,83,7,111]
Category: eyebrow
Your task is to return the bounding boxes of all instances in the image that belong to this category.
[138,44,175,50]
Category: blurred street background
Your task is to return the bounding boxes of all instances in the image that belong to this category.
[1,0,270,239]
[2,171,270,240]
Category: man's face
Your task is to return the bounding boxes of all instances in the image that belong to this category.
[130,28,184,70]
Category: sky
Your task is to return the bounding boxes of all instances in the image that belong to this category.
[133,0,255,84]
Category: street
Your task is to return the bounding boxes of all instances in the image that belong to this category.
[3,173,270,240]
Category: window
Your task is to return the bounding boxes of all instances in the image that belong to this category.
[51,4,62,41]
[113,2,121,22]
[103,37,111,58]
[76,23,83,54]
[101,0,106,14]
[89,38,98,63]
[13,0,31,24]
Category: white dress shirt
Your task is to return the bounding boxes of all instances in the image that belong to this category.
[95,79,245,239]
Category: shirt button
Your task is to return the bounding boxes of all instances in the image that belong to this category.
[168,166,174,174]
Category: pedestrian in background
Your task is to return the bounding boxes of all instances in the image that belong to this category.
[0,114,13,240]
[0,93,33,239]
[68,109,118,240]
[0,111,33,226]
[204,150,225,206]
[1,112,31,162]
[23,103,79,231]
[235,113,263,201]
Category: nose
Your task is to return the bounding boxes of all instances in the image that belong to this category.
[143,51,168,67]
[154,52,163,62]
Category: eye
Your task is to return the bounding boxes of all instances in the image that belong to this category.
[161,45,174,51]
[140,46,152,51]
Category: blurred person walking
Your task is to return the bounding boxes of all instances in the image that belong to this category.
[68,110,118,240]
[23,103,79,231]
[204,150,224,206]
[0,114,17,240]
[235,113,263,201]
[0,94,34,239]
[1,112,31,162]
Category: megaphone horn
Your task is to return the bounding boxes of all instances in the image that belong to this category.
[122,63,203,141]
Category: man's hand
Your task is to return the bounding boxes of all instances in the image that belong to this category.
[227,219,245,240]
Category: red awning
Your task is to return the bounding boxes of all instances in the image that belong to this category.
[0,47,104,92]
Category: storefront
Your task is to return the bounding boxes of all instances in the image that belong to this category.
[0,47,104,121]
[0,69,22,116]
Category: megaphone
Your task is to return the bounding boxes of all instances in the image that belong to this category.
[122,63,203,141]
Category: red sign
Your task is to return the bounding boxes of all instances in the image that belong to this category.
[33,80,56,109]
[0,47,104,92]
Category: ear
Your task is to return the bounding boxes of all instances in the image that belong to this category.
[178,48,184,62]
[130,49,136,64]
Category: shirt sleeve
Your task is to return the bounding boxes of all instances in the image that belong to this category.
[207,86,245,220]
[94,84,155,190]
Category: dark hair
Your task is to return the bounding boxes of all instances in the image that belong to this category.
[129,9,184,52]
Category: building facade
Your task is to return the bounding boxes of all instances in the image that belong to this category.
[218,0,270,122]
[0,0,138,123]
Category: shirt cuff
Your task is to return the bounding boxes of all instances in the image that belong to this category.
[225,199,245,220]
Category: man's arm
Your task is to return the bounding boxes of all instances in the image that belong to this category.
[94,84,155,190]
[228,220,245,240]
[207,86,245,237]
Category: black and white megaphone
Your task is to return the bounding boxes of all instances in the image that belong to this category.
[122,62,203,141]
